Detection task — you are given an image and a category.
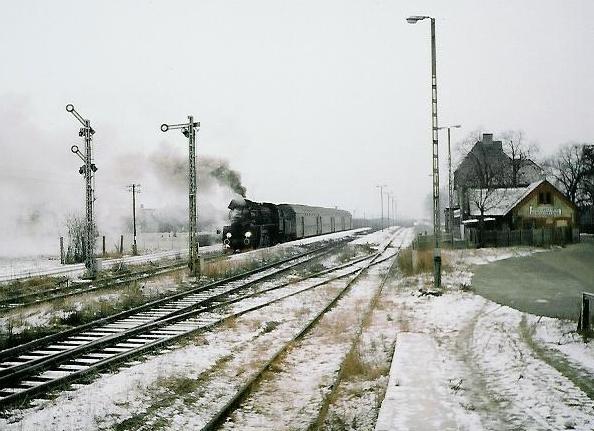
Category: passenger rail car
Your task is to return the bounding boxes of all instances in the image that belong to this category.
[222,198,352,251]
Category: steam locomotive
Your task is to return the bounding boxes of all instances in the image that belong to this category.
[222,197,352,251]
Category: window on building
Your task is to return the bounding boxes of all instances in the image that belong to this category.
[538,191,552,205]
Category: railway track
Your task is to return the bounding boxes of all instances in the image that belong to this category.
[0,249,192,283]
[202,230,403,430]
[0,241,363,409]
[0,259,190,310]
[0,230,372,310]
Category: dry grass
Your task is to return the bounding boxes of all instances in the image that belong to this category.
[221,316,238,329]
[294,306,311,319]
[0,276,67,301]
[319,309,354,343]
[201,257,261,279]
[398,247,451,276]
[341,346,390,382]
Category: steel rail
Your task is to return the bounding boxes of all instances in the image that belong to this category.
[0,252,231,310]
[309,244,402,430]
[0,261,189,309]
[0,247,382,409]
[0,249,190,283]
[0,242,350,380]
[0,243,337,363]
[201,230,402,430]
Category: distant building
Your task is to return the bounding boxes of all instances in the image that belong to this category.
[464,180,577,231]
[449,133,545,237]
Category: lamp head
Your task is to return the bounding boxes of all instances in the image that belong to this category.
[65,104,74,112]
[406,15,428,24]
[160,124,169,132]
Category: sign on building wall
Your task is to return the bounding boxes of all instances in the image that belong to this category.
[529,206,562,217]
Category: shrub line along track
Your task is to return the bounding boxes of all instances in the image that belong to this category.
[202,230,402,430]
[0,239,369,409]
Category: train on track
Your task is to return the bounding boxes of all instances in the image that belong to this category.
[222,198,352,252]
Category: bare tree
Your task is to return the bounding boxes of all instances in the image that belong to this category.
[544,143,590,206]
[582,145,594,208]
[456,134,509,246]
[499,130,540,186]
[64,214,85,264]
[64,214,97,264]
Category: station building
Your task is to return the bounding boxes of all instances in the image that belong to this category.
[464,179,577,231]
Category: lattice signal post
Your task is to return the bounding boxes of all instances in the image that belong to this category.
[67,104,97,278]
[161,116,201,276]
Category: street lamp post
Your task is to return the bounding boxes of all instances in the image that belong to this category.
[376,184,386,231]
[438,124,461,239]
[407,15,441,289]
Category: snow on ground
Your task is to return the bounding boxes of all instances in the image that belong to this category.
[532,316,594,376]
[0,229,369,282]
[350,226,399,247]
[376,247,594,430]
[444,245,545,267]
[221,261,395,430]
[0,322,243,430]
[0,228,377,338]
[376,333,462,430]
[288,227,370,246]
[0,275,348,430]
[10,229,591,430]
[0,248,195,282]
[0,271,190,335]
[0,227,410,430]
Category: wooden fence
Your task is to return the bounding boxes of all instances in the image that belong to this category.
[413,227,580,250]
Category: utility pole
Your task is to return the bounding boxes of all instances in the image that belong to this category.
[376,185,386,231]
[127,184,141,255]
[161,116,200,276]
[67,104,97,278]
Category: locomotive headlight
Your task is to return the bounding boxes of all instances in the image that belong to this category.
[244,231,252,238]
[226,232,232,238]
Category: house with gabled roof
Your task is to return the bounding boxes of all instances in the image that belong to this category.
[464,179,577,231]
[449,133,545,237]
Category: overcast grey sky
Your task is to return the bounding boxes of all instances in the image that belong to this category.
[1,0,593,225]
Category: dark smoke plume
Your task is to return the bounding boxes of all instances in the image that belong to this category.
[147,145,247,197]
[209,160,246,197]
[130,143,248,231]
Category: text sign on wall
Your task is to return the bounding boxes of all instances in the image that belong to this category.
[529,206,562,217]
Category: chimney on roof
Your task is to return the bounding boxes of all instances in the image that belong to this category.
[482,133,493,144]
